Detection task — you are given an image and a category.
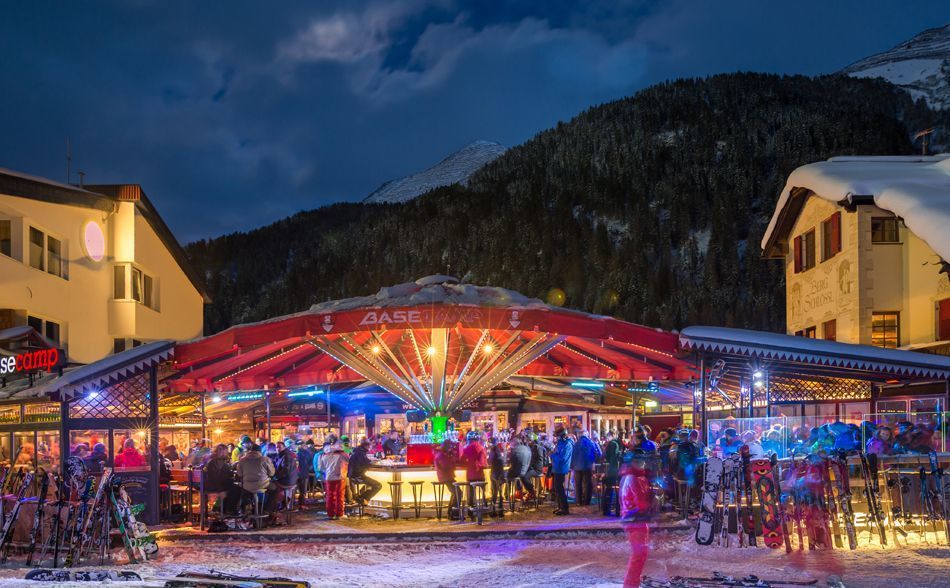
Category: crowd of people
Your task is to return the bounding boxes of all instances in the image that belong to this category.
[708,418,944,460]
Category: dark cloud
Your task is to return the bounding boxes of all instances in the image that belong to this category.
[1,1,947,241]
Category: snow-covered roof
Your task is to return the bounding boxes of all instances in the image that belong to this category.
[762,155,950,263]
[680,326,950,379]
[308,275,552,314]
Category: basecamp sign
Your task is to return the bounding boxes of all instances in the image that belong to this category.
[0,349,65,376]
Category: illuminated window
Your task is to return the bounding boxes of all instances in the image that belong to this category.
[871,217,899,243]
[803,325,817,338]
[871,312,900,348]
[29,227,44,271]
[0,220,11,258]
[938,299,950,341]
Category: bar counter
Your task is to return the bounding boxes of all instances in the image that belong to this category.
[364,462,494,506]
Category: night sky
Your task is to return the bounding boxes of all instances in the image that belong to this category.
[2,1,948,242]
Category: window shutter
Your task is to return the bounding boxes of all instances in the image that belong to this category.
[793,236,802,273]
[831,212,841,254]
[939,299,950,341]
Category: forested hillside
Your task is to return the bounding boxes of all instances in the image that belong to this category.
[186,73,943,335]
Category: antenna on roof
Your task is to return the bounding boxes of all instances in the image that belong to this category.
[65,137,72,184]
[913,128,934,155]
[77,171,85,189]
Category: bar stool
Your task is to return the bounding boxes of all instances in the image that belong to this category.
[431,482,449,520]
[452,482,469,524]
[387,481,403,520]
[609,483,621,516]
[250,491,269,529]
[505,478,523,513]
[351,482,366,518]
[278,484,297,525]
[674,478,689,520]
[530,475,544,510]
[408,481,425,519]
[469,481,488,525]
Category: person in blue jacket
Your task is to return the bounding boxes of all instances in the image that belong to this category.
[571,430,601,506]
[550,428,574,515]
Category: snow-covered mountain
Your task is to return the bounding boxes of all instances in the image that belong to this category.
[363,140,506,204]
[841,24,950,110]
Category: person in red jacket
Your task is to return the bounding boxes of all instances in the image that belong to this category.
[434,440,461,520]
[461,431,488,519]
[114,438,147,468]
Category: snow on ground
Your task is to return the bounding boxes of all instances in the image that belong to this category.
[0,520,947,587]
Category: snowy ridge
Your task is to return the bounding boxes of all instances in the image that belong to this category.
[841,24,950,109]
[363,140,506,204]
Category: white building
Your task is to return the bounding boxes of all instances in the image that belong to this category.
[0,168,207,364]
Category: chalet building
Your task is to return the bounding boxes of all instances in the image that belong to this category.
[762,154,950,416]
[0,168,207,364]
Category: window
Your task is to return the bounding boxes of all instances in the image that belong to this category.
[143,274,154,309]
[871,217,900,243]
[794,229,816,272]
[823,319,837,341]
[871,312,900,348]
[114,265,126,299]
[803,326,817,338]
[47,236,64,278]
[821,212,841,261]
[938,299,950,341]
[44,320,60,346]
[113,338,127,354]
[131,267,143,303]
[28,227,44,271]
[0,220,10,258]
[27,315,42,333]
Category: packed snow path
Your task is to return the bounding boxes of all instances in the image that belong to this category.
[1,530,948,587]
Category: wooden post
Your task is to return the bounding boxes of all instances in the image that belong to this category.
[200,394,206,442]
[265,391,272,442]
[699,354,707,443]
[148,364,160,526]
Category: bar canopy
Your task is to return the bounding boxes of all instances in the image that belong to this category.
[170,276,696,413]
[679,326,950,406]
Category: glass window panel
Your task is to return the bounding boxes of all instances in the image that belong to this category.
[13,432,35,469]
[131,267,143,303]
[0,220,11,258]
[876,400,907,414]
[0,434,10,468]
[113,429,150,470]
[24,402,59,424]
[47,236,62,278]
[28,227,44,270]
[0,406,20,425]
[114,265,126,299]
[44,320,60,346]
[871,217,900,243]
[27,315,42,334]
[36,432,59,472]
[113,338,127,354]
[911,398,941,414]
[69,429,108,462]
[143,274,153,309]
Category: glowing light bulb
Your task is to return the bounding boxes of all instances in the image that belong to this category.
[371,345,381,354]
[211,395,222,403]
[483,344,494,354]
[427,346,437,356]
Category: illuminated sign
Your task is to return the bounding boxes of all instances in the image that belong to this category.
[0,349,64,376]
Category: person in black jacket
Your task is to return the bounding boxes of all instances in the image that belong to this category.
[488,438,508,516]
[601,430,622,515]
[203,444,240,514]
[84,443,108,475]
[348,438,381,505]
[507,435,532,497]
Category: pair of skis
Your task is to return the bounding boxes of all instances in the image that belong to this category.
[857,451,887,545]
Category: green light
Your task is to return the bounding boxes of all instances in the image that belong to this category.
[226,392,265,402]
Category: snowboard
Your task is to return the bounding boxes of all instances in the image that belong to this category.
[695,456,723,545]
[25,568,142,582]
[750,457,783,549]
